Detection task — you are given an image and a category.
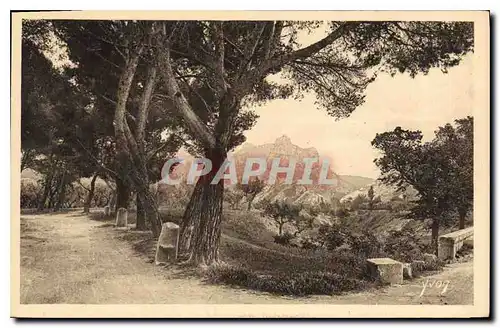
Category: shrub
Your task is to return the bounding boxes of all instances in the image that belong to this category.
[317,224,349,250]
[383,226,427,262]
[328,248,371,279]
[20,178,40,208]
[205,263,368,296]
[334,206,349,218]
[205,263,256,285]
[422,257,445,272]
[357,202,372,210]
[350,195,368,210]
[92,181,112,207]
[273,232,294,245]
[348,232,383,259]
[263,200,303,237]
[313,224,383,258]
[372,201,392,210]
[300,237,321,250]
[224,188,244,210]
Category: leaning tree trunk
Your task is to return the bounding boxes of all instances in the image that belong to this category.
[126,150,163,236]
[142,190,162,237]
[83,173,98,214]
[47,180,59,209]
[108,192,117,213]
[135,160,163,236]
[54,170,67,211]
[113,46,142,214]
[431,218,440,256]
[37,173,53,211]
[179,179,205,254]
[179,149,226,265]
[136,191,146,231]
[115,177,131,211]
[135,177,162,236]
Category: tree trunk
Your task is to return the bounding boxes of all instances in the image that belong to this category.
[126,147,163,236]
[115,178,131,210]
[179,149,226,265]
[83,173,98,214]
[459,209,467,229]
[186,180,224,266]
[54,170,67,211]
[21,149,35,172]
[109,192,117,213]
[113,46,142,212]
[179,178,205,254]
[136,191,146,230]
[37,173,53,211]
[134,173,162,236]
[431,218,440,256]
[278,222,283,236]
[47,179,59,209]
[140,189,162,237]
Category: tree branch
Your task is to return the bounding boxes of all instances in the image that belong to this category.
[238,23,267,76]
[263,21,283,60]
[210,21,229,93]
[75,138,118,178]
[267,22,359,71]
[146,134,179,161]
[75,179,91,192]
[156,34,216,149]
[136,64,158,154]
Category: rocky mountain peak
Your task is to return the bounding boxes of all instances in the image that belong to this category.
[275,135,292,146]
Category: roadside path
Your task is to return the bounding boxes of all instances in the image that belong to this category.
[20,211,473,304]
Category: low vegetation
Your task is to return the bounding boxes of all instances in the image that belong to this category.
[204,208,445,296]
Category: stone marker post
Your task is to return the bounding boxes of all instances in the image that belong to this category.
[104,206,110,216]
[115,207,128,227]
[402,263,413,279]
[367,258,403,285]
[155,222,180,265]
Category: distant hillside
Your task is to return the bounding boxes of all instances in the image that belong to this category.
[340,180,419,203]
[338,175,375,191]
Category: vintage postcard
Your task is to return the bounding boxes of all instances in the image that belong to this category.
[11,11,490,318]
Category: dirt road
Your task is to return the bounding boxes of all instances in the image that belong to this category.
[19,211,473,304]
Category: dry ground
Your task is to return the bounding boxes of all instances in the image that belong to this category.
[19,210,473,304]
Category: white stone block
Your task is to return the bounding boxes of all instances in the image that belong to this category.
[367,258,403,285]
[115,207,128,227]
[155,222,180,265]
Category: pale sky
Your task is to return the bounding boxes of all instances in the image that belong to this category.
[242,54,474,179]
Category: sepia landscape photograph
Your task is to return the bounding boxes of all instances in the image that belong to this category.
[11,11,490,318]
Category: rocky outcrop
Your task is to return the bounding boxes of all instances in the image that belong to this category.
[168,135,374,208]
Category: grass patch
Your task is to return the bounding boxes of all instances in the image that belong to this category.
[205,263,370,296]
[217,232,373,296]
[221,209,275,245]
